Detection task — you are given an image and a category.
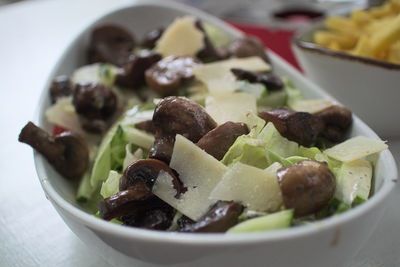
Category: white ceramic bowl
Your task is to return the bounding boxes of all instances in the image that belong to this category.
[292,24,400,138]
[33,1,398,266]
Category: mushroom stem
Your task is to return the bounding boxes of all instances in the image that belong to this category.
[19,122,64,160]
[19,121,89,179]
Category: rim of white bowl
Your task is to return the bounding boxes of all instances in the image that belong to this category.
[34,0,398,246]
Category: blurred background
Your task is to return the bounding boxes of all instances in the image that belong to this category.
[0,0,370,69]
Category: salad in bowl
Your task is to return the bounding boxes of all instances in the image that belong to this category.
[19,13,387,234]
[19,14,389,235]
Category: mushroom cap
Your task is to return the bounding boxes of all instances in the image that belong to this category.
[145,56,199,96]
[228,36,270,63]
[277,159,336,217]
[314,105,352,143]
[180,201,244,233]
[231,68,284,91]
[115,51,162,89]
[18,122,89,180]
[88,24,135,67]
[73,82,117,120]
[120,158,185,196]
[197,121,249,160]
[152,96,217,142]
[259,108,324,147]
[54,132,89,179]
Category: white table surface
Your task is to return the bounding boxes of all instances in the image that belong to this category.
[0,0,399,266]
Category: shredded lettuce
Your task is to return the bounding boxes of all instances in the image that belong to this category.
[100,170,122,199]
[227,210,293,234]
[88,103,155,195]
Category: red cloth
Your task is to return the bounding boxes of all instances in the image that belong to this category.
[229,22,301,71]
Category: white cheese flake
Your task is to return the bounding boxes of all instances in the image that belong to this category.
[335,159,372,205]
[324,136,388,162]
[205,92,257,125]
[156,16,204,57]
[209,162,283,212]
[290,99,335,114]
[153,135,227,221]
[192,57,271,96]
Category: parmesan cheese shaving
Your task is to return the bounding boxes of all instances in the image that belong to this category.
[324,136,388,162]
[156,16,204,57]
[209,162,283,212]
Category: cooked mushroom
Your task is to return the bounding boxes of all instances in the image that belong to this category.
[145,56,199,96]
[314,105,352,143]
[115,51,162,89]
[72,82,117,133]
[231,68,284,91]
[88,24,135,67]
[134,120,156,134]
[49,75,72,103]
[258,108,324,147]
[195,20,228,62]
[119,159,185,196]
[98,184,153,220]
[180,201,244,233]
[18,122,89,179]
[277,160,336,217]
[150,96,217,163]
[99,158,181,230]
[197,121,249,160]
[141,28,164,49]
[228,36,270,63]
[121,203,174,230]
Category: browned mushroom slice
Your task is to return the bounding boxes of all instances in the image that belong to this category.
[100,159,180,230]
[149,136,175,164]
[277,160,336,217]
[18,122,89,179]
[141,28,164,49]
[121,201,175,230]
[197,121,249,160]
[120,159,185,197]
[180,201,244,233]
[98,183,154,221]
[49,75,72,104]
[88,24,135,67]
[228,36,270,63]
[134,119,156,134]
[150,96,217,163]
[195,20,228,62]
[314,105,352,143]
[231,68,284,91]
[115,51,162,89]
[258,108,324,147]
[145,56,200,96]
[72,82,117,133]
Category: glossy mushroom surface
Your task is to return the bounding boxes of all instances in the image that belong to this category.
[314,105,352,143]
[72,82,117,133]
[277,160,336,217]
[115,51,162,89]
[150,96,217,163]
[231,68,284,91]
[259,108,324,147]
[180,201,244,233]
[145,56,199,96]
[197,121,249,160]
[18,122,89,179]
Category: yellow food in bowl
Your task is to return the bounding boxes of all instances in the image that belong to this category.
[314,0,400,64]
